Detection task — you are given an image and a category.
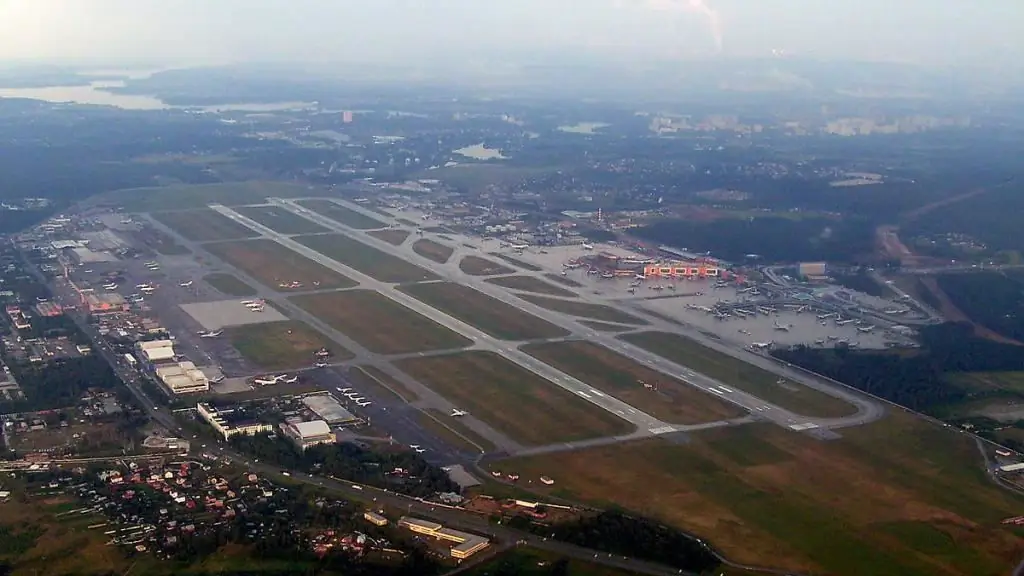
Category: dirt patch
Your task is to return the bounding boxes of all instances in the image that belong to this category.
[412,239,455,264]
[368,229,411,246]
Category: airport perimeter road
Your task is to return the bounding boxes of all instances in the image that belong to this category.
[270,199,885,431]
[211,204,684,436]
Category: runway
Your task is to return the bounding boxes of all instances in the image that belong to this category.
[270,197,885,431]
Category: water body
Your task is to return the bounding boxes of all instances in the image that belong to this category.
[453,143,507,160]
[0,76,316,112]
[557,122,610,134]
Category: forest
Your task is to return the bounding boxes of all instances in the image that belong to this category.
[0,355,122,414]
[935,271,1024,342]
[774,322,1024,414]
[230,434,458,498]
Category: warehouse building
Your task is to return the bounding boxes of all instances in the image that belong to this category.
[155,361,209,394]
[302,394,360,425]
[398,517,489,559]
[135,339,176,364]
[281,420,336,450]
[197,402,273,440]
[83,292,128,314]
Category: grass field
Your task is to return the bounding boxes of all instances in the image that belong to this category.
[493,413,1024,576]
[296,234,437,283]
[519,295,649,325]
[546,273,584,288]
[348,365,419,402]
[368,229,411,245]
[459,255,514,276]
[203,273,257,296]
[465,547,644,576]
[486,275,577,297]
[105,180,314,212]
[490,252,544,271]
[205,239,358,291]
[946,371,1024,396]
[523,341,746,424]
[400,282,569,341]
[150,208,260,242]
[395,351,634,445]
[412,239,455,263]
[234,205,330,235]
[579,320,633,333]
[296,199,387,230]
[133,227,190,255]
[620,332,856,418]
[415,408,497,454]
[227,320,349,370]
[292,290,471,354]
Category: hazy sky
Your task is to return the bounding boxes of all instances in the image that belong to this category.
[0,0,1020,68]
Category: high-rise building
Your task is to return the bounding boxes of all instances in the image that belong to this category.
[342,111,354,123]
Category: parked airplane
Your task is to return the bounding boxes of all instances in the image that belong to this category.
[102,283,118,290]
[239,300,256,305]
[750,341,773,350]
[857,325,875,333]
[509,243,529,250]
[179,280,193,287]
[581,243,594,250]
[356,401,372,407]
[338,388,352,393]
[210,375,225,384]
[280,375,298,384]
[253,376,279,386]
[198,330,223,338]
[409,445,421,450]
[451,409,468,417]
[314,362,329,368]
[136,283,153,289]
[414,447,426,454]
[773,320,792,331]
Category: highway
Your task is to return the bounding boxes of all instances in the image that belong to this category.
[266,198,885,432]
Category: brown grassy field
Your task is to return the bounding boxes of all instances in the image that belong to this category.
[518,295,649,325]
[233,205,330,235]
[546,273,584,288]
[203,273,257,296]
[459,255,515,276]
[295,199,388,230]
[368,229,411,245]
[621,331,856,418]
[395,351,634,445]
[522,341,746,424]
[415,408,497,454]
[205,239,357,291]
[486,275,577,297]
[296,234,437,283]
[291,290,471,354]
[150,208,260,242]
[494,413,1024,576]
[412,239,455,263]
[490,253,543,271]
[399,282,569,340]
[227,320,350,370]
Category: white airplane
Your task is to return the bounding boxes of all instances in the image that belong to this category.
[409,444,421,450]
[338,388,352,393]
[356,400,372,407]
[314,362,329,368]
[253,376,278,386]
[509,243,529,250]
[581,243,594,250]
[773,320,792,332]
[102,283,118,290]
[280,375,298,384]
[414,447,426,453]
[198,330,223,338]
[451,409,468,417]
[857,325,875,333]
[136,283,152,289]
[211,375,225,384]
[140,286,155,293]
[750,341,773,350]
[240,300,255,305]
[179,280,193,287]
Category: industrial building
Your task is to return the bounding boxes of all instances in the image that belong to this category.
[34,301,63,317]
[83,292,128,314]
[798,262,828,280]
[155,361,209,394]
[363,511,388,526]
[281,420,336,451]
[398,517,489,559]
[135,339,176,364]
[302,394,359,425]
[197,402,273,440]
[69,246,119,264]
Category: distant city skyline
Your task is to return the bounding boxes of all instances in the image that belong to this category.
[0,0,1021,69]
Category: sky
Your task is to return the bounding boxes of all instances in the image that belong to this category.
[0,0,1021,68]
